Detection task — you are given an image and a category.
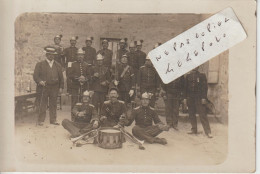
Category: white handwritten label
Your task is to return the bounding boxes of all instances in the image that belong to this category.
[148,7,247,84]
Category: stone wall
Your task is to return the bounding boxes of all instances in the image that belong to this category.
[15,13,228,123]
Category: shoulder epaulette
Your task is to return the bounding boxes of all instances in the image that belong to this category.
[76,103,82,106]
[140,66,145,69]
[149,106,155,110]
[118,100,125,104]
[134,106,141,110]
[89,104,95,107]
[104,100,110,104]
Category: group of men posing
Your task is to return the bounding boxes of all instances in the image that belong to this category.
[33,35,213,147]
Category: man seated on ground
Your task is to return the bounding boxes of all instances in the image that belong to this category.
[62,90,99,138]
[125,92,170,145]
[99,87,128,127]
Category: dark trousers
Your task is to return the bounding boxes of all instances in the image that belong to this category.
[140,88,156,107]
[37,84,59,123]
[132,125,162,143]
[92,91,106,113]
[62,119,93,138]
[66,69,72,94]
[187,97,211,134]
[165,97,180,127]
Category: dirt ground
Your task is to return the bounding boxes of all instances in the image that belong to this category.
[15,104,228,172]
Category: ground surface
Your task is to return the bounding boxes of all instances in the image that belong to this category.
[15,104,228,172]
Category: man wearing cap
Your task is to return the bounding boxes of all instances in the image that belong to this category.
[117,39,129,64]
[126,42,138,79]
[62,90,99,138]
[125,92,169,145]
[135,40,146,68]
[97,39,113,68]
[137,56,160,107]
[161,76,185,130]
[91,53,111,112]
[52,34,65,68]
[64,36,79,94]
[113,54,135,104]
[183,67,213,138]
[33,46,64,126]
[82,37,96,66]
[68,48,92,121]
[100,88,128,127]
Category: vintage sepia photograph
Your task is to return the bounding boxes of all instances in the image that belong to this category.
[14,12,229,169]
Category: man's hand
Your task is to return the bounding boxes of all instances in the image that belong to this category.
[78,75,85,82]
[94,72,99,78]
[183,99,187,105]
[119,114,126,120]
[92,120,99,129]
[114,80,119,86]
[101,81,107,86]
[129,89,134,97]
[59,88,63,94]
[77,112,85,117]
[100,116,107,122]
[201,98,207,105]
[157,123,170,131]
[39,81,46,86]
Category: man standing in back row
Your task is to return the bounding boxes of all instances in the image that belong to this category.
[183,67,213,138]
[97,39,113,68]
[64,36,78,94]
[82,37,96,66]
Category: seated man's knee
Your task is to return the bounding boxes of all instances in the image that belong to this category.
[62,119,70,127]
[132,125,142,135]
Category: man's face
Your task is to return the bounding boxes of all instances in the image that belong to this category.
[86,40,92,47]
[102,42,108,49]
[77,54,84,62]
[109,90,118,101]
[97,60,103,66]
[121,57,128,64]
[119,42,125,49]
[54,38,61,45]
[82,96,90,103]
[136,45,142,51]
[129,47,135,52]
[46,53,55,61]
[70,40,77,47]
[141,98,150,107]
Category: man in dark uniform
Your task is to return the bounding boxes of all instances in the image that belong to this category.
[97,39,113,68]
[126,92,169,144]
[135,40,146,69]
[117,38,128,64]
[161,76,185,130]
[100,88,128,127]
[126,42,138,80]
[91,53,111,113]
[68,48,92,121]
[82,37,96,66]
[62,90,99,138]
[52,34,65,68]
[33,46,64,126]
[183,67,213,138]
[137,56,160,107]
[113,54,135,104]
[64,36,78,94]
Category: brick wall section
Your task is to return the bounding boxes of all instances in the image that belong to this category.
[15,13,229,123]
